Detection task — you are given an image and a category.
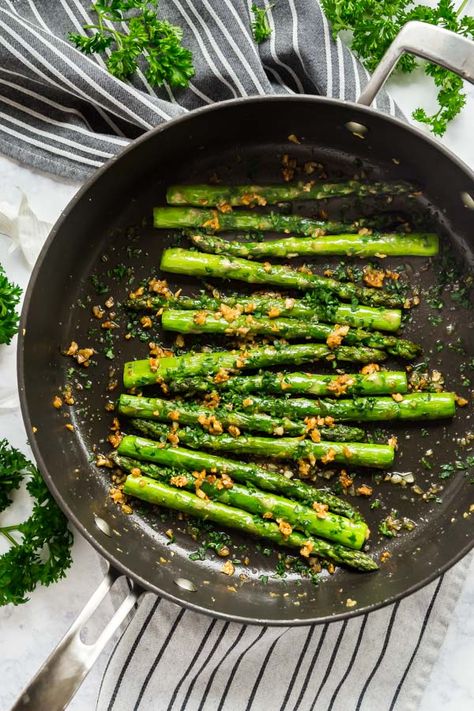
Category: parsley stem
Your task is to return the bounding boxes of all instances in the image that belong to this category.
[0,523,21,532]
[0,528,20,546]
[457,0,469,16]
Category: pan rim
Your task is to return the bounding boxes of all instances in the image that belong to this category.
[17,93,474,626]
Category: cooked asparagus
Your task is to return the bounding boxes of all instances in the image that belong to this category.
[161,309,421,359]
[123,475,378,571]
[123,343,386,388]
[166,181,411,206]
[117,394,366,440]
[189,231,439,258]
[168,370,408,398]
[154,206,376,236]
[160,249,405,308]
[129,419,395,469]
[117,436,365,520]
[115,454,368,548]
[127,289,402,332]
[237,392,457,422]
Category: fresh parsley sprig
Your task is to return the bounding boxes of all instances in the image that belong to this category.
[321,0,474,136]
[251,3,273,44]
[0,440,73,606]
[0,264,21,345]
[68,0,195,89]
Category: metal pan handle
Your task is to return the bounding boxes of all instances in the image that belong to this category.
[358,20,474,106]
[10,567,141,711]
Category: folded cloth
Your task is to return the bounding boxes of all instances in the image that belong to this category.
[97,553,472,711]
[0,0,400,181]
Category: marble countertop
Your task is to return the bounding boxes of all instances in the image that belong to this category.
[0,70,473,711]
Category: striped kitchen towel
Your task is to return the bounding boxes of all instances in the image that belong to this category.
[97,553,472,711]
[0,0,400,181]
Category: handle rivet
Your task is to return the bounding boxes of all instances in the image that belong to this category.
[94,516,112,537]
[461,192,474,209]
[174,577,197,592]
[345,121,368,139]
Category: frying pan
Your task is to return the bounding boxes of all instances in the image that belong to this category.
[12,21,474,711]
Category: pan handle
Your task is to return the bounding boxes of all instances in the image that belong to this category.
[10,567,141,711]
[358,20,474,106]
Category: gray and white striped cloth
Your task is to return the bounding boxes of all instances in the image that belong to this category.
[0,2,469,710]
[0,0,400,180]
[97,556,472,711]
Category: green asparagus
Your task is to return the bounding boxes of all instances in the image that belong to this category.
[166,181,412,206]
[160,249,405,308]
[161,309,421,360]
[154,206,393,237]
[168,370,408,398]
[115,454,368,548]
[238,392,457,422]
[189,231,439,258]
[129,419,395,469]
[117,436,364,520]
[127,289,402,332]
[123,475,378,571]
[123,343,386,389]
[117,393,366,440]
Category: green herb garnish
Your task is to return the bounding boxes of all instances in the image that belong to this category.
[251,3,273,43]
[0,264,21,345]
[69,1,194,89]
[0,440,73,605]
[90,274,108,295]
[321,0,474,136]
[439,456,474,479]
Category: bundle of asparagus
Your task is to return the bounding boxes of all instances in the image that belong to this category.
[109,178,455,578]
[116,440,379,570]
[127,289,403,331]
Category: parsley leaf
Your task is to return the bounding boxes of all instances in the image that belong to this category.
[0,442,73,606]
[0,440,28,513]
[0,264,21,345]
[439,456,474,479]
[68,1,194,89]
[321,0,474,136]
[251,3,273,44]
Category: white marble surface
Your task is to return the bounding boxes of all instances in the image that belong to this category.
[0,69,473,711]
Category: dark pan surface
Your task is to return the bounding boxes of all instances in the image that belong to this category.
[18,97,474,625]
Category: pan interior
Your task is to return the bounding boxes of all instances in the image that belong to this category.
[19,98,474,624]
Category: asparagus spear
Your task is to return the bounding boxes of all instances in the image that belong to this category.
[160,249,404,308]
[115,454,368,548]
[154,207,393,237]
[127,290,402,332]
[166,181,411,206]
[238,392,457,422]
[123,343,386,388]
[124,475,378,571]
[117,393,366,440]
[117,436,365,520]
[161,310,421,360]
[190,231,439,259]
[168,370,408,398]
[129,419,395,469]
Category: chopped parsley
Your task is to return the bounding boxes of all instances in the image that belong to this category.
[438,456,474,480]
[251,4,272,43]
